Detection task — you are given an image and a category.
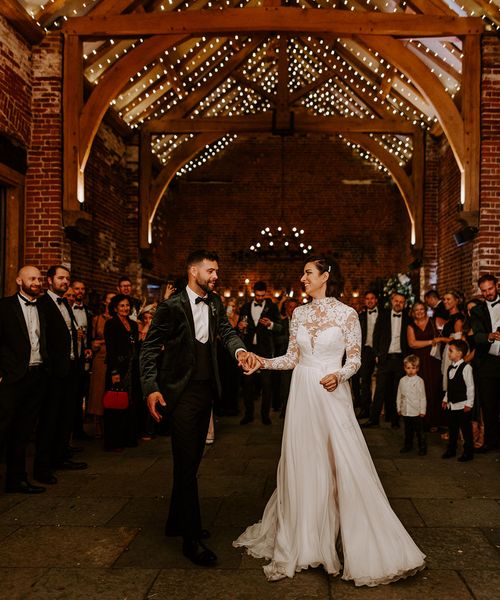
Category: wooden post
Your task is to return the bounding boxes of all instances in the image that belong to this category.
[139,130,152,248]
[63,34,84,214]
[412,129,425,250]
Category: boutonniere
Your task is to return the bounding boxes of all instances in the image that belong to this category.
[209,302,216,317]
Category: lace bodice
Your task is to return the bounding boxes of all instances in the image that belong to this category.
[262,297,361,383]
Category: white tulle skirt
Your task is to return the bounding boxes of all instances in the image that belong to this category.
[233,362,426,586]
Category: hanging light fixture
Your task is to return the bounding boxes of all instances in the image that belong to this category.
[246,137,314,260]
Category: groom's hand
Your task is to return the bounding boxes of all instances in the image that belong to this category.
[238,351,263,375]
[147,391,167,422]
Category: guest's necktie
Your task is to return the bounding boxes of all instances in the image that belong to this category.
[18,294,37,307]
[392,313,401,318]
[195,296,209,305]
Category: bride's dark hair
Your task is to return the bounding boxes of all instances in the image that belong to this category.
[305,256,344,298]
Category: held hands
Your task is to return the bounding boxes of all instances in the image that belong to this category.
[258,317,272,328]
[488,330,500,342]
[320,373,339,393]
[147,391,167,422]
[237,351,264,375]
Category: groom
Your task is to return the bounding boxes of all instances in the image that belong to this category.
[140,250,253,567]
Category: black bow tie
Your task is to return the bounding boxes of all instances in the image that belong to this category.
[56,297,65,305]
[490,299,500,308]
[254,302,264,307]
[368,309,377,315]
[449,364,458,370]
[392,313,401,318]
[195,296,209,305]
[73,305,84,310]
[18,294,37,307]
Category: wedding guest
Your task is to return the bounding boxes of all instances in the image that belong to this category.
[363,292,409,428]
[0,266,47,494]
[34,265,87,485]
[117,276,141,321]
[103,294,140,450]
[71,279,93,441]
[397,355,427,455]
[442,340,474,462]
[354,290,379,419]
[464,298,484,448]
[424,290,448,329]
[471,274,500,453]
[87,292,115,438]
[138,304,157,440]
[238,281,283,426]
[275,297,299,418]
[435,291,465,392]
[64,287,76,306]
[407,301,443,431]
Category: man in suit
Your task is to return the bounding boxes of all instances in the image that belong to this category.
[0,266,47,494]
[424,289,448,329]
[71,279,93,441]
[363,292,409,428]
[354,291,379,420]
[471,273,500,453]
[238,281,283,426]
[34,265,88,485]
[275,297,299,418]
[140,250,253,567]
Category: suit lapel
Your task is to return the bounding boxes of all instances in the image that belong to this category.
[208,294,216,343]
[12,296,30,343]
[180,290,196,340]
[482,302,493,331]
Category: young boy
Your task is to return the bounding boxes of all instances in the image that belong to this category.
[396,355,427,455]
[442,339,474,462]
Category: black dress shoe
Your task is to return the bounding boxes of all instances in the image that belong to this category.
[33,472,58,485]
[182,539,217,567]
[5,480,46,494]
[261,417,272,426]
[240,416,253,425]
[458,454,473,462]
[55,460,88,470]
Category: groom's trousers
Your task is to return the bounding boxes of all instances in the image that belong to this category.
[165,380,215,540]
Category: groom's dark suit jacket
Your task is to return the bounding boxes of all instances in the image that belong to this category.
[140,289,245,410]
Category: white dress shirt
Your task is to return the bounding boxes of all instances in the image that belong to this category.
[365,308,378,348]
[47,289,75,359]
[396,374,426,417]
[186,285,209,344]
[443,359,474,411]
[250,300,266,345]
[486,296,500,356]
[17,293,42,366]
[73,302,89,355]
[388,312,402,354]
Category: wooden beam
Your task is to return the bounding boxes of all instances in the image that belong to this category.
[0,0,44,45]
[406,0,455,16]
[460,35,480,217]
[231,72,276,105]
[79,34,186,171]
[346,132,415,229]
[62,8,484,39]
[412,128,425,249]
[88,0,144,16]
[144,114,419,134]
[359,35,465,171]
[35,0,66,28]
[63,34,84,213]
[146,132,221,247]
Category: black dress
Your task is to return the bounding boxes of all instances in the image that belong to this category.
[103,316,140,449]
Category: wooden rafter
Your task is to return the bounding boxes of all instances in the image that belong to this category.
[0,0,44,44]
[62,9,484,39]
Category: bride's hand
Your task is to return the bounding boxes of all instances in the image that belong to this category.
[320,373,338,392]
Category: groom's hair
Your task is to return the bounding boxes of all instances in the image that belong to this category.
[186,250,219,268]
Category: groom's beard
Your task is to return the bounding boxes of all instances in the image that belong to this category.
[195,276,215,294]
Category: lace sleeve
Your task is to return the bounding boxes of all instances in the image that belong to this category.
[334,309,361,383]
[261,311,300,371]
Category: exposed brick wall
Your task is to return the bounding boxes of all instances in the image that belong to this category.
[0,17,32,147]
[149,136,413,307]
[24,32,64,273]
[475,34,500,285]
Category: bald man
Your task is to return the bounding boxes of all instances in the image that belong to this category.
[0,266,47,493]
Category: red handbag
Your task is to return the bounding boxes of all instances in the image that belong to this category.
[102,389,129,410]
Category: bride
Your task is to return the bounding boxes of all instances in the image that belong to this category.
[233,257,426,586]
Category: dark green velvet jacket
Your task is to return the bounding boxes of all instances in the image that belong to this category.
[139,289,245,410]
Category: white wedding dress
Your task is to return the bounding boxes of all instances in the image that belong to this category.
[233,297,426,586]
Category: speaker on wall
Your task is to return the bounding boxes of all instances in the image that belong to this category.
[453,226,478,247]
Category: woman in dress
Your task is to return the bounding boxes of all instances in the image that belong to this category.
[435,291,465,391]
[233,257,425,586]
[88,292,115,438]
[407,301,443,431]
[103,294,140,450]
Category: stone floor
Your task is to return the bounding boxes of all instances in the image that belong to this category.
[0,414,499,600]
